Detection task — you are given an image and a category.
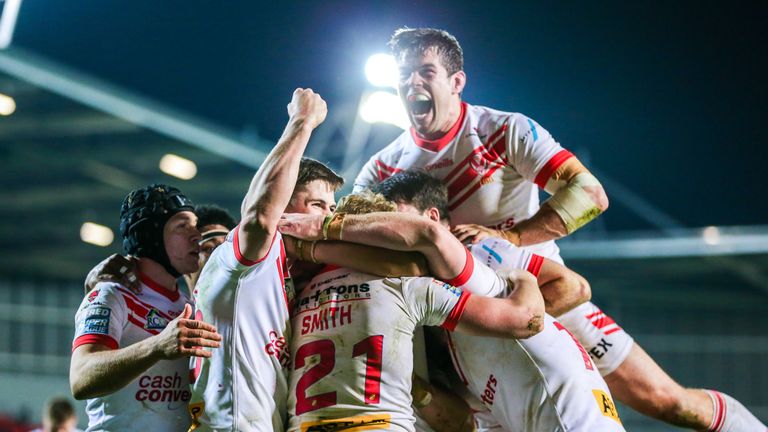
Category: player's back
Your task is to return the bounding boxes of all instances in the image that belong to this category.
[288,266,469,432]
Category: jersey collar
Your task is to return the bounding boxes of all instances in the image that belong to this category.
[139,272,180,302]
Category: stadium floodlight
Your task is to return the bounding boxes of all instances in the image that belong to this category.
[0,92,15,115]
[359,90,410,130]
[702,226,720,245]
[365,53,398,89]
[80,222,114,247]
[159,153,197,180]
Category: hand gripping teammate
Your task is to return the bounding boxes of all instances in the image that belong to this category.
[353,27,765,432]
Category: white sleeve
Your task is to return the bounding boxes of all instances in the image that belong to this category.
[506,114,574,189]
[73,284,127,350]
[444,248,507,298]
[470,237,534,272]
[353,155,381,193]
[400,277,471,331]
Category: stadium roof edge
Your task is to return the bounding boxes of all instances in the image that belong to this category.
[0,46,268,168]
[560,225,768,259]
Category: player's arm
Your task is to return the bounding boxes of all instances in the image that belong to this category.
[412,374,474,432]
[83,254,141,294]
[351,156,380,193]
[238,88,327,261]
[279,212,464,279]
[70,304,220,399]
[283,235,428,277]
[537,259,591,316]
[513,157,608,246]
[455,270,544,339]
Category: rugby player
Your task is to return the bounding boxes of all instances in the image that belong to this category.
[353,27,765,431]
[188,88,327,431]
[70,184,222,430]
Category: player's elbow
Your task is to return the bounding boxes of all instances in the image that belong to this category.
[70,366,92,400]
[593,185,609,212]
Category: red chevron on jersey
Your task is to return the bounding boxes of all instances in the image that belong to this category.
[445,125,508,210]
[586,310,622,335]
[374,160,402,182]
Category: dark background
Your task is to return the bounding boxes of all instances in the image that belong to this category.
[13,1,767,230]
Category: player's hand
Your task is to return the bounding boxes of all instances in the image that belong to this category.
[155,304,222,359]
[288,88,327,130]
[278,213,325,240]
[83,254,141,295]
[452,224,506,244]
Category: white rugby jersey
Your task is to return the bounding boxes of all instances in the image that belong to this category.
[190,228,293,432]
[355,102,573,259]
[72,275,191,431]
[446,238,624,431]
[287,266,471,432]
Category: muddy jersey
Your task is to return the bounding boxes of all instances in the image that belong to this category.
[72,275,191,431]
[287,266,471,432]
[355,102,573,259]
[445,238,624,431]
[189,228,293,432]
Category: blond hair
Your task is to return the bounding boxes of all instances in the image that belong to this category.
[335,190,397,215]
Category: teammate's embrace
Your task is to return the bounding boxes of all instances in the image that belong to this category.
[286,193,545,432]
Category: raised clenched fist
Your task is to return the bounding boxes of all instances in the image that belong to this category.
[287,88,327,130]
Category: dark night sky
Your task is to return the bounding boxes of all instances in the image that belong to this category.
[11,1,768,230]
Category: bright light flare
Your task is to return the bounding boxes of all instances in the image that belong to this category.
[359,91,410,130]
[702,226,720,245]
[365,54,398,89]
[159,154,197,180]
[80,222,114,247]
[0,93,16,116]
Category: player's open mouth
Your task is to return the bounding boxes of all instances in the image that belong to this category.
[407,94,432,117]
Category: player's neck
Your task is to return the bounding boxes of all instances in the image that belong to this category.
[415,99,464,141]
[137,258,178,292]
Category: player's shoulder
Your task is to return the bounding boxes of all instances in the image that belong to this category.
[465,103,531,132]
[373,131,411,159]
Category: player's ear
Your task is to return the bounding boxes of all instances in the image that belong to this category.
[426,207,441,223]
[451,70,466,95]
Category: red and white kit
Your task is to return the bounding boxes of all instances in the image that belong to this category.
[287,266,471,432]
[189,229,293,432]
[445,238,625,431]
[472,236,634,376]
[355,102,571,261]
[72,275,191,431]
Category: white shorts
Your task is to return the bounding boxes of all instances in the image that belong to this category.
[556,301,634,376]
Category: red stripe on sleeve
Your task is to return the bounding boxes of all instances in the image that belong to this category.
[233,225,276,266]
[441,291,471,331]
[526,254,544,277]
[533,149,574,189]
[72,334,118,352]
[445,248,474,287]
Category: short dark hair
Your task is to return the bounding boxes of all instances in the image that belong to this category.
[43,397,76,427]
[372,171,450,221]
[195,204,237,230]
[297,157,344,191]
[389,27,464,76]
